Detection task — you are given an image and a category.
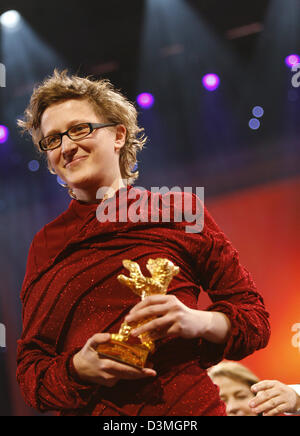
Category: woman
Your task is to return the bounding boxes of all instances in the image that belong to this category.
[16,70,270,416]
[208,361,300,416]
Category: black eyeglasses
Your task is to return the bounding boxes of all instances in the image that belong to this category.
[39,122,118,151]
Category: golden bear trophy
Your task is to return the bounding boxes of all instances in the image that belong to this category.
[96,258,179,369]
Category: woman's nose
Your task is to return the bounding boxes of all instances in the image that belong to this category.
[226,399,239,415]
[61,135,78,155]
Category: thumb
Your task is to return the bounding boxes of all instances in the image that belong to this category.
[87,333,111,350]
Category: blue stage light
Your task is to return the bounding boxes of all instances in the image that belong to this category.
[249,118,260,130]
[28,160,40,172]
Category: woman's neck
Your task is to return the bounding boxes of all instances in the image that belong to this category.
[73,178,127,204]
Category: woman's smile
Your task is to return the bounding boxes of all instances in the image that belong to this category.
[64,155,88,168]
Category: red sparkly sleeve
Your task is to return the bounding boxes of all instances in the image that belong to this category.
[191,206,271,367]
[17,238,99,413]
[16,339,99,413]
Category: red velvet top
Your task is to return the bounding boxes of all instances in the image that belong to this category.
[16,187,270,416]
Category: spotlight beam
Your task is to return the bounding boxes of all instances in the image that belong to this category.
[0,10,21,29]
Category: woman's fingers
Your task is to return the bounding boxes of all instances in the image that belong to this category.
[125,296,175,338]
[249,387,276,407]
[251,380,275,394]
[73,332,157,387]
[125,295,181,334]
[125,294,202,340]
[125,303,169,324]
[130,314,174,337]
[249,380,298,415]
[98,357,156,379]
[128,295,176,315]
[249,393,280,414]
[85,333,111,350]
[92,362,156,387]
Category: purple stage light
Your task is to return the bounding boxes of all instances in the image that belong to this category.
[202,74,220,91]
[252,106,264,118]
[136,93,154,109]
[249,118,260,130]
[285,54,300,68]
[0,125,9,143]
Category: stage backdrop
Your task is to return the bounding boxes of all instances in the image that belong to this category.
[199,175,300,384]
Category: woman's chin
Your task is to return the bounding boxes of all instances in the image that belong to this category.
[64,174,94,190]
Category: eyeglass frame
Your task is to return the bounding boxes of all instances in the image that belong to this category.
[38,122,119,151]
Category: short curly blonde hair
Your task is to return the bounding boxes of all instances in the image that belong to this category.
[18,69,147,185]
[208,361,260,388]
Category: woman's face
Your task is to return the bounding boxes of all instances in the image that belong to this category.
[213,375,257,416]
[40,98,126,201]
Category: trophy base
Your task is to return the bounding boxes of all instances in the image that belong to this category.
[96,339,150,369]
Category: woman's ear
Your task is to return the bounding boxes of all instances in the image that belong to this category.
[114,124,126,151]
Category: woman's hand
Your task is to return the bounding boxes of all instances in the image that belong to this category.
[124,294,231,344]
[249,380,300,416]
[73,333,156,387]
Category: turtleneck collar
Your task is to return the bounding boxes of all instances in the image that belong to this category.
[69,185,133,220]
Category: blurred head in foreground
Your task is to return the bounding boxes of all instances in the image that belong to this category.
[208,361,260,416]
